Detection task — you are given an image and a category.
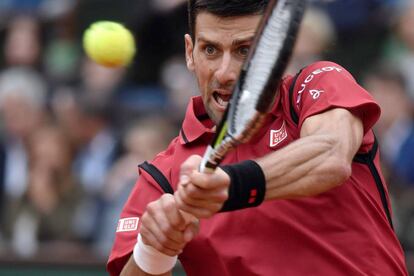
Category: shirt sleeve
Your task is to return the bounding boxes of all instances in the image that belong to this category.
[291,61,381,134]
[106,168,166,276]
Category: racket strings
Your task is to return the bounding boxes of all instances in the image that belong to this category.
[201,0,306,172]
[244,2,291,98]
[233,0,294,134]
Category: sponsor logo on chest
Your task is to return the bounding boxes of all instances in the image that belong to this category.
[270,121,288,147]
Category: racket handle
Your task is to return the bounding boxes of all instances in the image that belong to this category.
[199,145,220,173]
[200,135,238,173]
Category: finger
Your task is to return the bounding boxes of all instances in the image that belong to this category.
[181,182,228,202]
[140,225,182,256]
[188,168,230,190]
[181,204,221,218]
[179,155,202,186]
[149,204,187,245]
[179,209,198,224]
[175,193,220,218]
[141,195,185,246]
[183,218,200,242]
[160,194,187,231]
[177,184,226,209]
[180,155,203,175]
[142,213,186,252]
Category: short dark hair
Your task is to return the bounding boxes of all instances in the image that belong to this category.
[188,0,269,39]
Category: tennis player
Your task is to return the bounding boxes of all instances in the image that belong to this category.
[108,0,408,275]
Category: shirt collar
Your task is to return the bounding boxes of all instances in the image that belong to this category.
[179,96,215,145]
[180,83,285,145]
[270,77,288,116]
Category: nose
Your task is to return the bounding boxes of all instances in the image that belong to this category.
[214,52,237,86]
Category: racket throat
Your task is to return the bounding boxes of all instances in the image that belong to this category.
[200,138,238,173]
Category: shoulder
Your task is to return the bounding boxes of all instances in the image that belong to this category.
[297,61,355,83]
[283,61,380,134]
[144,136,181,175]
[279,61,355,97]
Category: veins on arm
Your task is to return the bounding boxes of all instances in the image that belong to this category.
[257,108,364,200]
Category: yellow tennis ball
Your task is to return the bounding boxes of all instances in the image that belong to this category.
[83,21,136,67]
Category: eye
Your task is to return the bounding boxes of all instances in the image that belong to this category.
[204,45,217,56]
[238,46,250,57]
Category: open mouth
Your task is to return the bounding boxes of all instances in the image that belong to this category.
[213,91,231,109]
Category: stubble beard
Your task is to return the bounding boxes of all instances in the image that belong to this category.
[205,102,222,126]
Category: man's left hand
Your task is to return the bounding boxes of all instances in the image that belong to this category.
[175,155,230,218]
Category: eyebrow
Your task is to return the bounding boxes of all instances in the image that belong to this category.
[232,36,255,46]
[197,36,221,47]
[197,35,255,47]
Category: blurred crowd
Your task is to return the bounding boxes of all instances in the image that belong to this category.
[0,0,413,273]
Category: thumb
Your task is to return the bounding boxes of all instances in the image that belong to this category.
[179,155,202,184]
[179,210,197,224]
[183,218,199,242]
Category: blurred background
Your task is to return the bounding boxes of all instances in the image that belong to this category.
[0,0,413,275]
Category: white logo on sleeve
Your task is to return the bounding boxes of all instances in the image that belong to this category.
[309,89,324,100]
[270,122,288,147]
[117,217,139,232]
[296,66,342,105]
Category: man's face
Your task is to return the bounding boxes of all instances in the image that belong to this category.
[185,12,261,125]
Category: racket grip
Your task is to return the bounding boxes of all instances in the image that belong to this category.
[199,145,220,173]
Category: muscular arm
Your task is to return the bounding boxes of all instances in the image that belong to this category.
[120,256,172,276]
[258,108,363,199]
[175,108,364,217]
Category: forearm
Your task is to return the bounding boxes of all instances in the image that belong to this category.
[258,134,352,200]
[119,194,197,275]
[174,108,364,217]
[121,255,172,276]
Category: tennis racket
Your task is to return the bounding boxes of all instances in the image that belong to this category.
[200,0,307,173]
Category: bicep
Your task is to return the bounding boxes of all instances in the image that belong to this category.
[300,108,364,162]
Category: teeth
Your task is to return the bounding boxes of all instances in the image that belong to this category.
[217,96,229,107]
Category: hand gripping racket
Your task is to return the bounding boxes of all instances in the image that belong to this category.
[200,0,306,173]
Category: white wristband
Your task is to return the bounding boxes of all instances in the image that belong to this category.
[133,234,178,275]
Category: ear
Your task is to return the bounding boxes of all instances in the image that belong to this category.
[184,34,195,72]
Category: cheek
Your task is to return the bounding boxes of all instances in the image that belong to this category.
[194,59,213,88]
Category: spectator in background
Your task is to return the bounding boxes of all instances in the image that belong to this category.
[0,0,77,27]
[363,65,413,173]
[3,15,42,68]
[9,124,81,258]
[151,0,187,12]
[68,91,121,244]
[0,67,48,257]
[80,58,126,108]
[378,1,414,189]
[42,0,80,87]
[286,7,335,75]
[161,56,198,126]
[129,0,187,86]
[97,116,176,257]
[26,125,80,241]
[48,34,126,153]
[115,0,188,120]
[79,58,141,131]
[383,1,414,98]
[363,64,414,274]
[314,0,396,79]
[50,72,121,246]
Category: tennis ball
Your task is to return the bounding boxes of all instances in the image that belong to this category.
[83,21,136,67]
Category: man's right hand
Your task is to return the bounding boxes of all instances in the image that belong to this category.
[139,193,199,256]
